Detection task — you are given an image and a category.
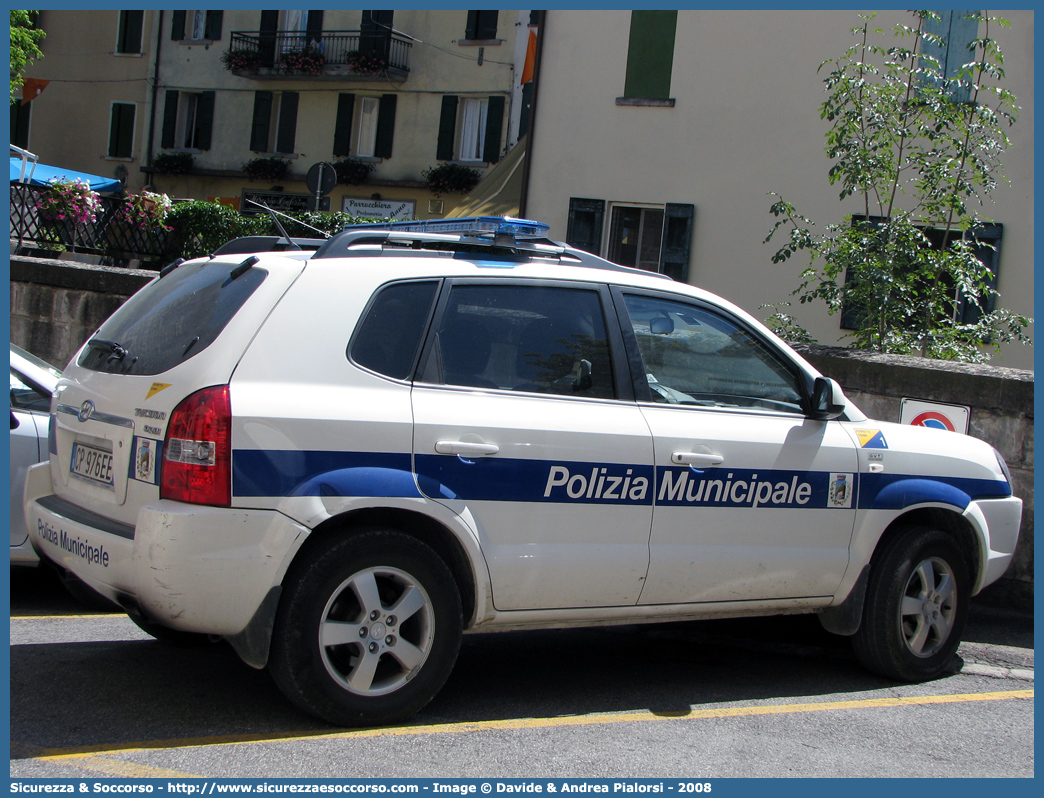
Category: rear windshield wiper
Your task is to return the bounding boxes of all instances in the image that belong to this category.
[87,338,129,362]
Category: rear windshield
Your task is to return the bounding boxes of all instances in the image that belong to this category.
[78,260,267,376]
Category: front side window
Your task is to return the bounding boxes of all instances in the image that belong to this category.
[423,284,616,400]
[623,293,804,414]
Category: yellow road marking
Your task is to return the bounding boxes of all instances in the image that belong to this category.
[22,689,1033,770]
[11,613,126,620]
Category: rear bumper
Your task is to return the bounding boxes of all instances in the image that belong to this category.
[24,462,308,635]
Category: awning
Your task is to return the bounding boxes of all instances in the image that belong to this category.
[9,157,122,192]
[444,136,526,219]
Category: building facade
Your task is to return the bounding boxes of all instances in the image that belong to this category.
[11,10,159,193]
[522,9,1034,369]
[14,10,534,220]
[147,9,530,220]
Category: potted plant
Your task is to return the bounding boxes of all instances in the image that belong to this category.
[346,49,389,75]
[35,178,102,253]
[242,157,290,181]
[152,151,195,175]
[333,158,375,186]
[280,45,325,75]
[422,163,481,196]
[221,47,265,73]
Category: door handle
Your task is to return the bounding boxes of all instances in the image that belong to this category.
[435,441,500,456]
[671,452,724,467]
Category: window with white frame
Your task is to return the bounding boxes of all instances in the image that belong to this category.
[458,98,488,162]
[607,205,665,272]
[356,97,380,157]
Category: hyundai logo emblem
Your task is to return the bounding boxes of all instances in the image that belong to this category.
[77,400,95,422]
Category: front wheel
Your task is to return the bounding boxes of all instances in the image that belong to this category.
[853,526,970,682]
[268,529,463,727]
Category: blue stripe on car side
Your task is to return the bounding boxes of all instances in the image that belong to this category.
[230,449,1011,509]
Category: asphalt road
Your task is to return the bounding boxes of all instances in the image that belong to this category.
[8,565,1035,779]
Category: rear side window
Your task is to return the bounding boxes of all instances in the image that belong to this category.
[78,260,267,376]
[350,281,439,380]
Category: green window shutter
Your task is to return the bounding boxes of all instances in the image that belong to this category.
[482,95,505,163]
[251,91,273,152]
[436,95,458,161]
[921,10,979,103]
[108,103,135,158]
[11,102,31,150]
[466,11,498,40]
[306,11,324,42]
[333,94,355,157]
[259,11,279,66]
[117,10,143,54]
[171,10,185,41]
[276,92,299,154]
[197,91,215,150]
[566,198,605,255]
[375,94,397,159]
[161,90,179,149]
[623,11,677,100]
[659,204,695,281]
[204,11,223,41]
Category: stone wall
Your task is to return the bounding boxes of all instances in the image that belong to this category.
[10,255,154,369]
[9,257,1034,609]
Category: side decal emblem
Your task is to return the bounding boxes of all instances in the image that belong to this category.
[147,383,172,399]
[77,400,95,422]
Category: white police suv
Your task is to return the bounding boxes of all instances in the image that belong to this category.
[24,217,1022,727]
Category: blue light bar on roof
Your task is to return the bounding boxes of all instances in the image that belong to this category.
[341,216,551,239]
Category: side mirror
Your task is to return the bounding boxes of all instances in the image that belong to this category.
[11,411,19,431]
[811,377,846,420]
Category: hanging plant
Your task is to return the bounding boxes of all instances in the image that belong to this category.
[422,163,481,196]
[279,45,326,75]
[242,157,290,181]
[221,48,265,73]
[152,151,195,175]
[36,178,101,226]
[346,49,389,75]
[35,178,102,252]
[116,190,173,233]
[333,158,375,185]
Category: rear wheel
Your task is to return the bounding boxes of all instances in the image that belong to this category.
[853,526,970,681]
[268,529,462,727]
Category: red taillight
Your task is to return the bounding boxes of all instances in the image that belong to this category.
[161,385,231,507]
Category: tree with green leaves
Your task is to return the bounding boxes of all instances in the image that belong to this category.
[765,11,1031,362]
[11,10,45,104]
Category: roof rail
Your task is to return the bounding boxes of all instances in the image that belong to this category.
[311,215,673,280]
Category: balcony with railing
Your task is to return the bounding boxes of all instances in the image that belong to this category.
[226,30,412,79]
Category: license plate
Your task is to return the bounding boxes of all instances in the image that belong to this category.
[70,442,115,489]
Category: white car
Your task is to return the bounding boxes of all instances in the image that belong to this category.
[24,217,1022,726]
[10,343,61,566]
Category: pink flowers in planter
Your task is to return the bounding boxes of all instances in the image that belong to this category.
[36,178,102,227]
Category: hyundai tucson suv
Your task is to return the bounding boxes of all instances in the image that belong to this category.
[24,217,1022,726]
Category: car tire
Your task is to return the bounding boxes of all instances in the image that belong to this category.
[853,526,970,682]
[268,528,463,727]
